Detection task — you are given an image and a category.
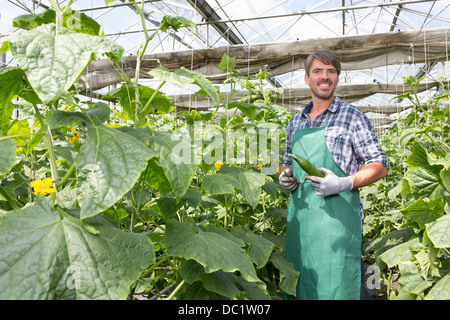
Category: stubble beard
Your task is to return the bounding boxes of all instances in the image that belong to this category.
[311,80,337,100]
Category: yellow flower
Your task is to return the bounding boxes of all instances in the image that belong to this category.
[30,177,57,196]
[68,126,80,143]
[215,160,224,170]
[69,131,80,143]
[257,163,263,170]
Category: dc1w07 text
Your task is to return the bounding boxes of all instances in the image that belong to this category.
[222,304,271,315]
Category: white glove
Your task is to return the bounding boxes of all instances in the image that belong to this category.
[279,168,298,191]
[306,167,353,196]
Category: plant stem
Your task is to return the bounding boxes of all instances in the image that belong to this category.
[224,196,228,228]
[46,125,59,182]
[167,280,185,300]
[61,0,74,15]
[140,255,170,279]
[111,60,133,86]
[130,171,146,232]
[56,162,76,189]
[0,184,20,210]
[141,80,166,121]
[132,0,162,127]
[32,104,59,197]
[49,0,73,27]
[230,193,236,228]
[425,131,449,154]
[0,132,44,141]
[48,0,63,16]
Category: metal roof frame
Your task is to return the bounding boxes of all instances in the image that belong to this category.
[2,0,449,117]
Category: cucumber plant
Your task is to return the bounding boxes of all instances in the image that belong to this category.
[362,76,449,300]
[0,1,297,300]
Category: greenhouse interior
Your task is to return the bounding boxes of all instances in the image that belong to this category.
[0,0,449,301]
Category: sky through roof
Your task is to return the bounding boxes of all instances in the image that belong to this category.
[1,0,449,123]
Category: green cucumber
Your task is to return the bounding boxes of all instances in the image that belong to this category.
[288,153,324,178]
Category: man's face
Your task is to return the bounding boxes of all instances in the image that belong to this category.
[305,59,339,100]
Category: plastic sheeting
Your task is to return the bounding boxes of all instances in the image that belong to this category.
[165,80,441,113]
[78,27,450,92]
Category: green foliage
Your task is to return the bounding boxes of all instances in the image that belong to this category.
[0,23,123,105]
[12,9,56,30]
[6,1,447,301]
[362,76,449,300]
[0,196,155,299]
[0,4,295,300]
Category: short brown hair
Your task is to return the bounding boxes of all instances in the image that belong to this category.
[304,49,341,76]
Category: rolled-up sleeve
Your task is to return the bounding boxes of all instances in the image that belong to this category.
[353,114,389,171]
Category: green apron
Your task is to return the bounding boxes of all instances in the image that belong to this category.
[285,113,361,300]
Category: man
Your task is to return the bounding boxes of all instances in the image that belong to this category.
[279,49,388,300]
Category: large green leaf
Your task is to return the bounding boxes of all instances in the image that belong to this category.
[12,9,56,30]
[0,138,16,176]
[425,274,450,300]
[218,53,236,72]
[102,84,172,125]
[228,102,261,121]
[7,119,30,147]
[147,133,198,201]
[76,126,157,219]
[400,197,445,228]
[0,196,155,300]
[149,67,219,107]
[396,261,429,299]
[63,9,101,35]
[159,15,197,32]
[179,259,241,299]
[364,228,415,254]
[165,220,261,284]
[399,126,416,147]
[269,251,299,297]
[404,141,445,199]
[230,225,275,269]
[0,67,24,135]
[441,166,450,192]
[144,159,172,195]
[406,166,442,199]
[219,166,268,208]
[201,174,241,195]
[405,141,443,175]
[379,238,420,268]
[179,259,270,300]
[426,214,450,248]
[45,102,111,128]
[0,24,124,105]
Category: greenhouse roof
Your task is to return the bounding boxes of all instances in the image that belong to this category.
[2,0,450,128]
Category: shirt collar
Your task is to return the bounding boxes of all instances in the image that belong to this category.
[301,96,341,116]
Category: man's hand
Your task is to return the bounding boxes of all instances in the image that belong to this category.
[306,167,353,196]
[279,168,298,191]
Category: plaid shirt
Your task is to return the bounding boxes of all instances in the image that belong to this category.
[282,97,389,222]
[282,97,389,173]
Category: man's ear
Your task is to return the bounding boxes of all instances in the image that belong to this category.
[304,72,310,86]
